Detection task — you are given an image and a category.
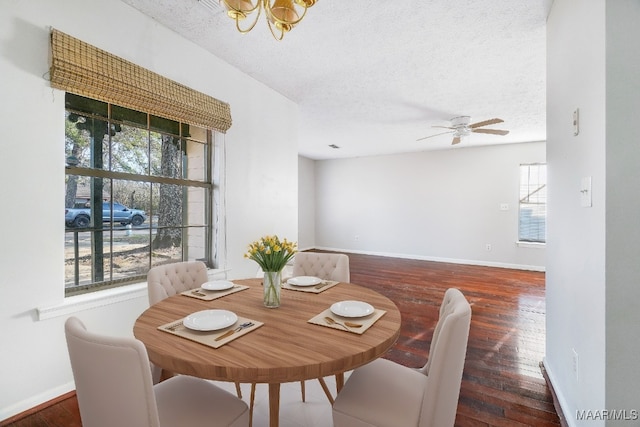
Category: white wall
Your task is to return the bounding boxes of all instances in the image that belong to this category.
[604,0,640,416]
[298,156,316,250]
[0,0,297,420]
[311,142,546,270]
[546,0,640,424]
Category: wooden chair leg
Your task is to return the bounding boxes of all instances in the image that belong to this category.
[335,372,345,393]
[249,383,256,427]
[317,377,334,404]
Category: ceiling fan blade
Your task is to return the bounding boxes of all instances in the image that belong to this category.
[432,125,455,130]
[472,128,510,135]
[416,130,454,141]
[470,118,504,128]
[451,136,461,145]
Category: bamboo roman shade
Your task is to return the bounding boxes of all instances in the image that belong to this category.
[49,29,232,133]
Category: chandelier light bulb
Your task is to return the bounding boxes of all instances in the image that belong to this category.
[268,0,299,33]
[219,0,317,40]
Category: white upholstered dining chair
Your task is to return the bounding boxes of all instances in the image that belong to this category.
[146,261,210,384]
[292,251,351,402]
[292,251,350,282]
[147,260,209,306]
[332,288,472,427]
[64,316,250,427]
[146,261,244,401]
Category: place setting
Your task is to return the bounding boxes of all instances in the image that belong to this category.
[308,300,386,334]
[158,309,263,348]
[282,275,340,293]
[180,280,249,301]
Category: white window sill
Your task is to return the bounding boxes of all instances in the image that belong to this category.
[37,268,229,321]
[516,241,546,249]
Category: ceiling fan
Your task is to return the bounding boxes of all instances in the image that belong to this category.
[417,116,509,145]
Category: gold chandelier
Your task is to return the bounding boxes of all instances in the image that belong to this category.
[219,0,317,40]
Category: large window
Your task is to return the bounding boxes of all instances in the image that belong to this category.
[64,93,213,296]
[519,163,547,243]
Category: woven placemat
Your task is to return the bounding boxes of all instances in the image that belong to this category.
[308,308,386,335]
[159,315,263,348]
[180,284,249,301]
[282,280,340,294]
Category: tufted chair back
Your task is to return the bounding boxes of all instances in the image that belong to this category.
[147,261,209,306]
[292,252,350,282]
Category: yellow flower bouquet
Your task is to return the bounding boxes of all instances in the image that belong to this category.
[245,235,297,307]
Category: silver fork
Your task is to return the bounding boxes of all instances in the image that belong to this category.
[314,281,332,290]
[215,322,254,341]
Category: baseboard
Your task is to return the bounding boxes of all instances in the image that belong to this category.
[0,384,75,425]
[541,358,573,427]
[312,246,546,272]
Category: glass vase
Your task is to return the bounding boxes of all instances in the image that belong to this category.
[263,270,282,308]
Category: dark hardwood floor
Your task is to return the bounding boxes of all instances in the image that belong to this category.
[2,252,559,427]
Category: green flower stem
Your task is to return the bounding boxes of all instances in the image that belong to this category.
[263,271,281,308]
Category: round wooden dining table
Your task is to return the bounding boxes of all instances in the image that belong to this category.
[133,278,401,427]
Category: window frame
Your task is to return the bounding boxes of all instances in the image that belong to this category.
[64,95,214,296]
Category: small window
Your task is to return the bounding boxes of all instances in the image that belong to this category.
[64,93,213,296]
[519,163,547,243]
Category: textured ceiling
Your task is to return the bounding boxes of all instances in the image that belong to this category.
[120,0,551,159]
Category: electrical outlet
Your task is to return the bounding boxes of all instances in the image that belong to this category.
[354,235,359,241]
[485,244,492,251]
[572,348,579,382]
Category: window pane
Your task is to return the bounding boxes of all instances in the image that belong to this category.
[185,138,208,182]
[64,176,106,228]
[519,164,547,242]
[110,124,150,174]
[187,187,207,226]
[107,230,151,281]
[65,114,110,170]
[152,227,184,267]
[156,183,183,228]
[187,226,208,261]
[64,230,93,287]
[150,132,183,179]
[107,179,150,227]
[65,113,91,168]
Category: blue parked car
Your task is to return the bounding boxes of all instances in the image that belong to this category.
[65,202,147,228]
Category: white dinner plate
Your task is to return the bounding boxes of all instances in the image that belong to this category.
[201,280,235,291]
[183,310,238,331]
[287,276,322,287]
[330,300,375,318]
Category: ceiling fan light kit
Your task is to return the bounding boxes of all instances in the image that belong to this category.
[219,0,317,40]
[417,115,510,145]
